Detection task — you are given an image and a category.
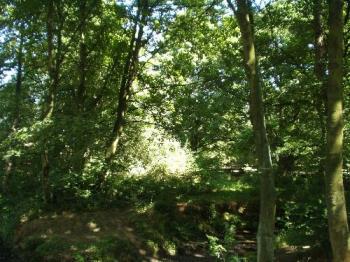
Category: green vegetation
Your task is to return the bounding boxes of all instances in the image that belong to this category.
[1,0,350,261]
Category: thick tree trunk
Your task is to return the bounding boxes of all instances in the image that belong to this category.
[229,1,275,261]
[325,0,350,261]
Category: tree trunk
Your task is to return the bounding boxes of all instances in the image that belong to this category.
[105,0,147,160]
[3,30,24,194]
[77,0,87,111]
[228,1,275,261]
[325,0,350,260]
[313,0,327,173]
[41,0,62,203]
[13,31,24,130]
[43,0,55,120]
[41,0,54,203]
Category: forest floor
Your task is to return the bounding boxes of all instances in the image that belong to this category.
[15,208,213,261]
[14,206,328,261]
[4,171,330,261]
[15,209,257,261]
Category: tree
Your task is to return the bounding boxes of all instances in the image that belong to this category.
[41,0,64,203]
[313,0,327,173]
[228,0,276,261]
[1,0,350,260]
[325,0,350,260]
[105,0,149,159]
[3,27,24,194]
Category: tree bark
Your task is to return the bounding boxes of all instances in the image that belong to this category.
[228,1,275,261]
[313,0,327,174]
[2,30,24,194]
[43,0,55,120]
[41,0,55,204]
[325,0,350,261]
[77,0,87,111]
[105,0,147,160]
[41,0,62,203]
[13,31,24,130]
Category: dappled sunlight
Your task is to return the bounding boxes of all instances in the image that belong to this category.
[135,202,155,214]
[138,248,147,255]
[0,0,347,261]
[87,221,101,233]
[128,126,196,177]
[126,227,134,232]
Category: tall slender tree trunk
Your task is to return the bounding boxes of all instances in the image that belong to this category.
[77,0,87,111]
[72,0,89,172]
[105,0,147,160]
[228,1,275,261]
[2,30,24,194]
[92,0,149,192]
[41,0,54,203]
[44,0,55,120]
[13,32,24,130]
[313,0,327,173]
[41,0,62,203]
[325,0,350,260]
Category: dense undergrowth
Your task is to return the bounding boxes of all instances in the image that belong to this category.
[1,0,350,260]
[0,166,334,261]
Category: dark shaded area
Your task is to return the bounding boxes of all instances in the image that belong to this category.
[0,238,21,262]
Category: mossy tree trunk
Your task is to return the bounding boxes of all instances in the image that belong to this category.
[325,0,350,260]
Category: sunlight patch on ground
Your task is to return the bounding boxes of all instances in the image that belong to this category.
[87,221,100,233]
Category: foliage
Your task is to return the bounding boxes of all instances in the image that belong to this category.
[1,0,350,260]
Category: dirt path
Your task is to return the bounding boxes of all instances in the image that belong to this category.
[15,208,329,261]
[15,208,214,261]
